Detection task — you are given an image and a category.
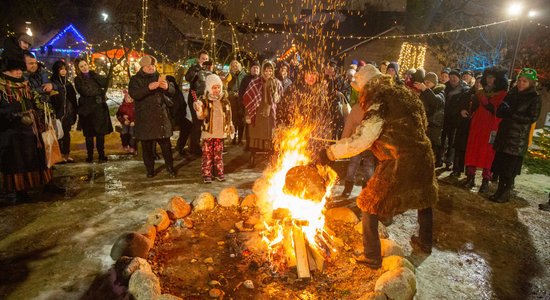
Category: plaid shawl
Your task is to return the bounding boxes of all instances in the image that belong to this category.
[242,77,282,124]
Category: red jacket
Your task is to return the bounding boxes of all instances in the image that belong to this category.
[116,101,135,123]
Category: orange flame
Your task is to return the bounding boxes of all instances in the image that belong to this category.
[258,124,337,258]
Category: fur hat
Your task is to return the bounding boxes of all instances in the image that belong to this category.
[351,64,382,92]
[205,74,223,95]
[346,68,356,77]
[1,57,27,72]
[387,62,399,74]
[139,55,157,67]
[424,72,438,85]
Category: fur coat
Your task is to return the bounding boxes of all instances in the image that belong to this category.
[327,76,438,216]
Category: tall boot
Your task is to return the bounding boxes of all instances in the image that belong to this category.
[478,179,489,193]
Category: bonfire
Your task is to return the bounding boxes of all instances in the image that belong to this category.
[254,124,338,278]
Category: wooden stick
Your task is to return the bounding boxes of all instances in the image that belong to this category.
[306,240,325,272]
[309,136,338,143]
[292,225,311,278]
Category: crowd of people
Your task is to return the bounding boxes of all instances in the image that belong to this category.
[0,33,545,216]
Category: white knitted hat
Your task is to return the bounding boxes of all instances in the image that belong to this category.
[351,64,381,92]
[205,74,223,94]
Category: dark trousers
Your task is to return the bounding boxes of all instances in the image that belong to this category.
[121,134,135,148]
[453,149,466,173]
[362,207,433,262]
[439,126,456,165]
[58,123,72,155]
[236,124,245,143]
[85,135,105,158]
[189,120,203,155]
[176,119,193,154]
[244,124,250,148]
[141,138,173,174]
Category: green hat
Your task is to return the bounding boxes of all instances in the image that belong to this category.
[517,68,538,81]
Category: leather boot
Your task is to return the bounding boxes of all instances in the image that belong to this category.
[478,179,489,193]
[464,175,475,188]
[489,180,510,203]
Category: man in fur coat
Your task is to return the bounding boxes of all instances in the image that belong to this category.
[320,65,438,268]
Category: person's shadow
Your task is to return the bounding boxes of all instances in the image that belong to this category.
[427,181,544,299]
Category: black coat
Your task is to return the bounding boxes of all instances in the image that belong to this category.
[128,70,175,141]
[419,84,445,146]
[493,87,541,156]
[443,82,470,129]
[75,72,113,137]
[50,76,78,127]
[185,64,212,122]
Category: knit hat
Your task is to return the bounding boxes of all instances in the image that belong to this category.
[358,60,367,67]
[251,60,260,67]
[1,57,27,71]
[387,62,399,74]
[261,60,275,73]
[346,68,356,77]
[351,64,382,92]
[351,59,359,66]
[517,68,538,81]
[412,68,425,82]
[18,34,33,47]
[462,70,474,76]
[139,55,157,67]
[448,69,461,78]
[441,67,451,74]
[424,72,438,85]
[205,74,223,95]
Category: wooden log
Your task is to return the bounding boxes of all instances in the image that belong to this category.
[283,223,296,268]
[306,240,325,272]
[292,225,310,278]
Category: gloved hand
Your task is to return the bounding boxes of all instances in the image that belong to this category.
[318,148,331,165]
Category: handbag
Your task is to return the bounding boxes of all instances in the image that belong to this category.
[55,118,64,140]
[41,106,63,167]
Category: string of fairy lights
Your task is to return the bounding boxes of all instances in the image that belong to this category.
[397,43,427,75]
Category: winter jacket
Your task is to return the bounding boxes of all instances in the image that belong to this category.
[443,82,470,129]
[197,91,232,138]
[419,84,445,146]
[50,75,77,127]
[327,79,438,216]
[74,72,113,137]
[228,71,246,125]
[493,87,541,156]
[128,70,175,141]
[116,101,135,124]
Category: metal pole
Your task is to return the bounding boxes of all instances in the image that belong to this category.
[508,19,524,80]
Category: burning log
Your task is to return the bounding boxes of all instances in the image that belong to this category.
[292,224,311,278]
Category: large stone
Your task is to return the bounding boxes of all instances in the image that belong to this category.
[326,207,359,224]
[283,165,326,201]
[166,196,191,219]
[147,208,171,231]
[218,187,240,207]
[382,255,415,273]
[137,224,157,248]
[193,192,216,211]
[128,269,161,300]
[354,221,389,239]
[374,267,416,300]
[159,294,183,300]
[110,232,151,260]
[114,256,153,286]
[241,194,257,207]
[381,239,405,257]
